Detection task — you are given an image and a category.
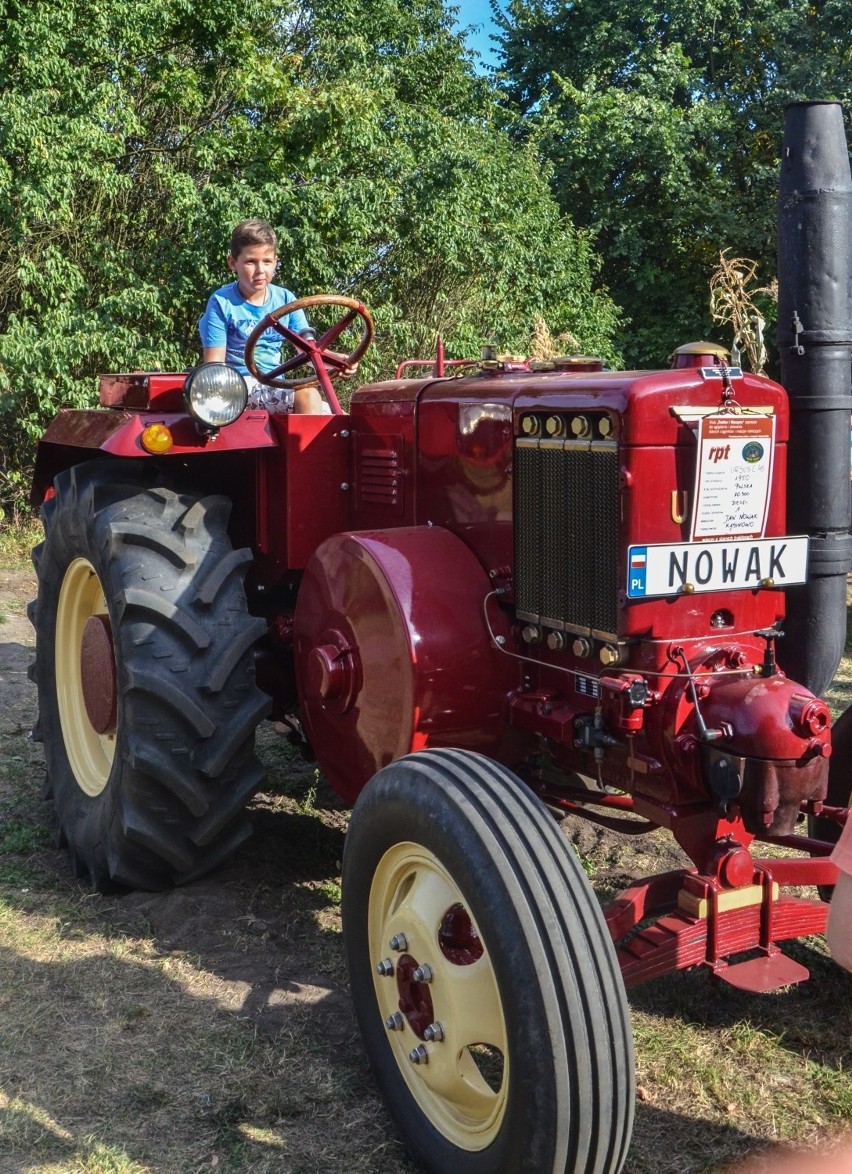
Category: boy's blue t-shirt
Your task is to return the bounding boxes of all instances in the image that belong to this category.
[198,282,311,376]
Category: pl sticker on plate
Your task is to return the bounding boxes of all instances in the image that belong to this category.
[626,536,809,598]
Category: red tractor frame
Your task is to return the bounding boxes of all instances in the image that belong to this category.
[27,104,852,1173]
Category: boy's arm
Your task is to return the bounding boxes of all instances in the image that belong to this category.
[199,293,228,362]
[289,308,311,334]
[278,291,311,336]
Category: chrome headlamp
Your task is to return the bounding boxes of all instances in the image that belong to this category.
[184,363,248,429]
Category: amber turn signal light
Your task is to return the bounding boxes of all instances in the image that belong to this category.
[140,423,174,454]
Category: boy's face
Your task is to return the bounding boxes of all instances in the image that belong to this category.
[228,243,278,299]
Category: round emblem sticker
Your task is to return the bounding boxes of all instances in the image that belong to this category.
[742,441,764,463]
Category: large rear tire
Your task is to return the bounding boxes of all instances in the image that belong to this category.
[342,748,635,1174]
[29,460,269,891]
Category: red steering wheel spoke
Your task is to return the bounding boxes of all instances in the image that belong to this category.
[267,319,311,348]
[268,350,318,378]
[315,308,360,350]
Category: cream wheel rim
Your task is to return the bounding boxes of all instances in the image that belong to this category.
[55,558,117,797]
[369,842,508,1149]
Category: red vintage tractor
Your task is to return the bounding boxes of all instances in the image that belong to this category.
[27,102,852,1173]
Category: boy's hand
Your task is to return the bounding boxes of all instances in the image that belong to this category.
[325,350,358,378]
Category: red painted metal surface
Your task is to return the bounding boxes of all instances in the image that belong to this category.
[348,380,421,530]
[751,855,839,887]
[99,372,186,411]
[720,954,811,993]
[272,414,350,572]
[438,904,484,965]
[293,526,518,803]
[605,871,685,940]
[602,845,835,990]
[615,895,826,988]
[655,651,830,834]
[41,408,278,459]
[395,954,435,1039]
[415,396,514,584]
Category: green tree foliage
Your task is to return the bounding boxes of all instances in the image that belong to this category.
[496,0,852,366]
[0,0,618,514]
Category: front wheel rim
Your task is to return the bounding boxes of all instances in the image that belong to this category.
[368,842,509,1150]
[55,558,117,797]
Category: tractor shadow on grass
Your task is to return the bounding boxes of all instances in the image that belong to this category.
[0,926,413,1174]
[112,781,355,1047]
[630,1105,768,1174]
[0,753,416,1171]
[625,931,852,1070]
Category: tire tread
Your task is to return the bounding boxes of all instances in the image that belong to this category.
[343,747,634,1174]
[29,459,268,891]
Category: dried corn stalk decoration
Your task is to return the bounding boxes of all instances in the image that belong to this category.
[709,250,778,374]
[528,314,582,359]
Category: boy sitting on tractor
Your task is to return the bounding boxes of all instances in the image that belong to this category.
[199,218,327,414]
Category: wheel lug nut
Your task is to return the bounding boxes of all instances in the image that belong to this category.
[389,933,408,952]
[385,1012,405,1031]
[409,1044,429,1065]
[376,958,394,977]
[423,1022,444,1042]
[412,963,433,983]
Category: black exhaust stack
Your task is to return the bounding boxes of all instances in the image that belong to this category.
[777,100,852,696]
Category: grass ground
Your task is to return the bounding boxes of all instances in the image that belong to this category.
[1,549,851,1174]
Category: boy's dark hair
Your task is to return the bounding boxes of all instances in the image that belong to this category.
[229,219,277,257]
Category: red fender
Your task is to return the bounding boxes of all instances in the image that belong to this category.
[294,526,517,803]
[30,408,279,507]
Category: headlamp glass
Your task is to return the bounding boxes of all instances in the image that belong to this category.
[184,364,248,428]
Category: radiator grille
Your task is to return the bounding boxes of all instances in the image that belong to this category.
[514,437,619,638]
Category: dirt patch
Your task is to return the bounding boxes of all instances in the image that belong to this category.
[0,568,37,740]
[1,568,414,1172]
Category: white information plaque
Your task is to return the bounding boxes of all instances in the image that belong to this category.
[691,414,775,540]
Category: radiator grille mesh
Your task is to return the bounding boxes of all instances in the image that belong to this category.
[514,438,619,637]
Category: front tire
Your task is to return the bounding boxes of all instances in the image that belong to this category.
[30,460,270,891]
[342,748,635,1173]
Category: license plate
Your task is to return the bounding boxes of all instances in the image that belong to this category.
[626,536,809,598]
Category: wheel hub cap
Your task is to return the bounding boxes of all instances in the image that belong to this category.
[80,615,117,735]
[305,628,359,711]
[395,954,435,1038]
[370,842,508,1150]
